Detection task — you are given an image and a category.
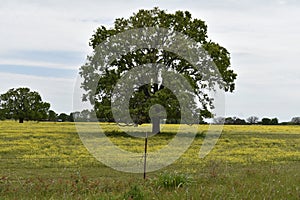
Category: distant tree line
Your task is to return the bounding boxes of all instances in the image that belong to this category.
[0,87,299,125]
[0,87,95,123]
[213,116,300,125]
[47,109,97,122]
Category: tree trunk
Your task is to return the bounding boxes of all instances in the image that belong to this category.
[19,118,24,123]
[151,70,161,134]
[152,117,160,134]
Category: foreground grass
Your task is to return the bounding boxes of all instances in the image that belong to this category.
[0,121,299,199]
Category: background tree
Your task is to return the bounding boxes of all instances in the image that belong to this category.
[247,116,259,124]
[261,118,271,125]
[234,118,247,125]
[71,109,98,122]
[225,117,235,124]
[57,113,70,122]
[48,110,57,121]
[80,7,237,133]
[291,117,300,125]
[225,117,247,125]
[0,109,5,120]
[213,117,225,124]
[0,88,50,123]
[270,118,278,125]
[261,117,278,125]
[69,112,75,122]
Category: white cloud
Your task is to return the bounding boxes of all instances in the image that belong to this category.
[0,59,78,70]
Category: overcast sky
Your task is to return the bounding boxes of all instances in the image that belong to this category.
[0,0,299,122]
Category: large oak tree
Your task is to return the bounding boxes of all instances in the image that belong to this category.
[79,8,237,133]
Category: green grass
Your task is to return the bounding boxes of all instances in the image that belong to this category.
[0,121,300,199]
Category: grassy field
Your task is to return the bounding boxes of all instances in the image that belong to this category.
[0,121,300,199]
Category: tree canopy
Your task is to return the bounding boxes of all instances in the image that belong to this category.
[247,116,259,124]
[79,7,237,133]
[0,87,50,123]
[261,117,279,125]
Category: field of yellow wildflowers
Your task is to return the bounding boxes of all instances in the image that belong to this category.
[0,121,299,199]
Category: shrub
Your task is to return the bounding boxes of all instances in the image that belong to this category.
[155,172,191,188]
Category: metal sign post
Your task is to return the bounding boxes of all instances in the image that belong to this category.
[143,132,148,179]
